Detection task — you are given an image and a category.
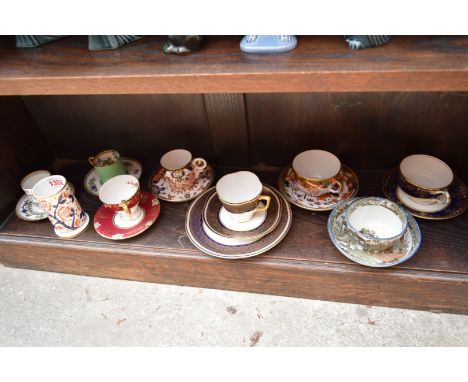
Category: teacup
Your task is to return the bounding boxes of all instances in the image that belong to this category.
[160,149,207,192]
[346,197,408,251]
[398,154,452,208]
[33,175,88,238]
[216,171,270,223]
[21,170,51,199]
[99,175,144,229]
[89,149,127,184]
[292,150,343,197]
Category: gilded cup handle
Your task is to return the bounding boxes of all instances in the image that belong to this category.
[328,179,343,195]
[88,156,95,166]
[255,195,271,212]
[429,189,451,205]
[192,158,207,179]
[119,200,131,214]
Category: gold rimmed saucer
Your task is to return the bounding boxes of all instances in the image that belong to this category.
[186,187,292,259]
[203,185,281,241]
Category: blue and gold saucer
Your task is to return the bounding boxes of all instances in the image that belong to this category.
[382,167,468,220]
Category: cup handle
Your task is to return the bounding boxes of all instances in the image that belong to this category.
[88,156,95,166]
[328,179,343,195]
[119,200,131,214]
[192,157,207,179]
[255,195,271,212]
[428,190,451,205]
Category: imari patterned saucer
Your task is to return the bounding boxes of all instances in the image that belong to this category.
[278,164,359,211]
[327,198,421,268]
[186,187,292,259]
[93,191,160,240]
[382,167,468,220]
[15,183,76,222]
[150,165,214,202]
[15,194,48,221]
[84,157,142,196]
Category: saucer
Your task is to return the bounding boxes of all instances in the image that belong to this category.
[219,206,267,232]
[55,212,90,239]
[396,186,448,213]
[327,198,421,268]
[203,185,281,240]
[382,167,468,220]
[84,157,142,196]
[15,194,48,221]
[15,182,76,222]
[279,163,359,211]
[150,165,214,202]
[202,220,260,246]
[93,191,160,240]
[186,187,292,259]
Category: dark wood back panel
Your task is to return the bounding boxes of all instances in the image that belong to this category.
[0,97,53,221]
[24,94,215,164]
[22,92,468,180]
[246,92,468,179]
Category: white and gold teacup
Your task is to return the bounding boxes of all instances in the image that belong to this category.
[292,150,343,196]
[216,171,270,223]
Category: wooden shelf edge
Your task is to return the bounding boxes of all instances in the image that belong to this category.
[1,70,467,95]
[1,233,467,314]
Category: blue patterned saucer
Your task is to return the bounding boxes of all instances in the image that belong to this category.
[382,167,468,220]
[15,194,48,221]
[328,198,421,268]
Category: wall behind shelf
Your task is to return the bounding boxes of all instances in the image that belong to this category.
[22,92,468,179]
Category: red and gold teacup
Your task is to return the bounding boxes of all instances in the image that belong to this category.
[292,150,343,197]
[99,175,144,228]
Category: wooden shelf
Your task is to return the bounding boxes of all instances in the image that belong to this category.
[0,36,467,95]
[0,160,467,313]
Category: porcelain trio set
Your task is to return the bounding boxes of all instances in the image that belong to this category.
[15,148,467,266]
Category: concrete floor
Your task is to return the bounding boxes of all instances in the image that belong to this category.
[0,265,467,346]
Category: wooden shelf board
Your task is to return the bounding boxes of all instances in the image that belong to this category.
[0,36,467,95]
[0,160,467,313]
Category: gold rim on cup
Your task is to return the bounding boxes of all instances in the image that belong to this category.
[88,149,121,168]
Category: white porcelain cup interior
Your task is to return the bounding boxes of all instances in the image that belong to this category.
[33,175,67,200]
[400,154,453,189]
[21,170,51,196]
[160,149,193,170]
[99,175,139,206]
[293,150,341,179]
[348,204,404,239]
[216,171,263,204]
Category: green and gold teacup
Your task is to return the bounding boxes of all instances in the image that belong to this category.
[88,150,126,184]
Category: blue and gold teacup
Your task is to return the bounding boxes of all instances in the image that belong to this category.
[398,154,453,210]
